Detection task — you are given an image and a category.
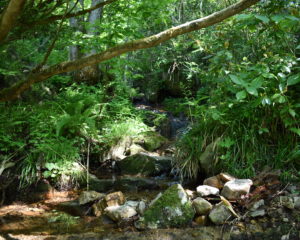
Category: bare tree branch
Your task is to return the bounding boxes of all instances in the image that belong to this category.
[0,0,26,43]
[0,0,260,102]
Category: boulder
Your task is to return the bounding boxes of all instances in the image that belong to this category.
[78,191,104,205]
[135,184,195,229]
[116,153,172,176]
[196,185,219,197]
[209,202,232,225]
[192,197,212,215]
[105,205,137,222]
[133,131,167,152]
[221,179,253,200]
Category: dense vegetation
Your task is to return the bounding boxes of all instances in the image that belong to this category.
[0,0,299,196]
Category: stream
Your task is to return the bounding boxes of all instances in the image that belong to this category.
[1,103,300,240]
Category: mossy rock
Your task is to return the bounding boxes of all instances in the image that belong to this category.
[133,131,167,152]
[136,184,195,229]
[116,153,172,176]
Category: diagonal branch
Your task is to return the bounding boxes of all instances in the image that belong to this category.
[0,0,260,102]
[0,0,26,43]
[22,0,118,27]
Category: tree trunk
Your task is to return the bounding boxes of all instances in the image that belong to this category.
[80,0,103,84]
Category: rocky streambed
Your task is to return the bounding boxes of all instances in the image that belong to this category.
[1,169,300,240]
[1,115,300,239]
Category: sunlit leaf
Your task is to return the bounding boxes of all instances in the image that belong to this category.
[229,75,246,86]
[287,74,300,86]
[236,90,247,100]
[255,15,269,24]
[246,87,258,96]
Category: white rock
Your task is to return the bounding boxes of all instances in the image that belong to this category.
[104,205,137,222]
[221,179,253,200]
[137,201,146,215]
[192,197,212,215]
[209,202,232,224]
[196,185,219,197]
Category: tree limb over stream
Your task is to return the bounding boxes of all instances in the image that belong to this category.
[0,0,260,102]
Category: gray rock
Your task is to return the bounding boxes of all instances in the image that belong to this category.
[105,205,137,222]
[209,202,232,225]
[249,209,266,217]
[221,179,253,200]
[135,184,195,229]
[78,191,104,205]
[192,197,212,215]
[249,199,265,211]
[196,185,219,197]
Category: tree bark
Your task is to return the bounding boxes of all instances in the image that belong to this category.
[0,0,26,43]
[78,0,103,84]
[0,0,260,102]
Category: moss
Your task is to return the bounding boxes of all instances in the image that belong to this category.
[117,154,157,175]
[141,184,195,228]
[134,131,167,151]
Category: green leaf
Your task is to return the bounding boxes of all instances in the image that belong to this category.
[271,15,285,23]
[236,90,247,100]
[255,15,270,24]
[278,96,286,103]
[229,75,246,86]
[45,162,57,171]
[251,77,263,88]
[236,14,253,21]
[262,97,271,105]
[289,109,296,117]
[290,128,300,136]
[43,171,52,178]
[287,74,300,86]
[246,87,258,96]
